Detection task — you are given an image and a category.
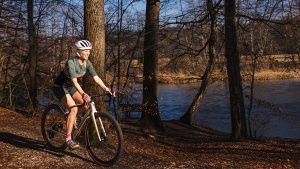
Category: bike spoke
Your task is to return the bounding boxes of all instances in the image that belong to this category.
[41,104,67,151]
[85,112,123,166]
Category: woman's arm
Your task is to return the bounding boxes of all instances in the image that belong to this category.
[86,60,113,95]
[93,75,113,95]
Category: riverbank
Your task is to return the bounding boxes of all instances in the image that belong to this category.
[159,69,300,83]
[108,69,300,84]
[0,107,299,168]
[108,54,300,84]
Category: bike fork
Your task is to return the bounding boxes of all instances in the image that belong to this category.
[90,102,107,142]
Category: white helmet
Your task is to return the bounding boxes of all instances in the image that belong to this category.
[75,40,92,50]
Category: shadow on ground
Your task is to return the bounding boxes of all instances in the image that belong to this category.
[0,132,94,164]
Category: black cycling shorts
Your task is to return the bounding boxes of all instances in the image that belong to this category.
[53,85,77,101]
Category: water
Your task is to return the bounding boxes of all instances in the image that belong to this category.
[154,79,300,139]
[41,79,300,139]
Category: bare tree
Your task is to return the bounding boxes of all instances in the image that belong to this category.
[84,0,106,110]
[180,0,218,124]
[225,0,247,139]
[141,0,164,132]
[27,0,38,112]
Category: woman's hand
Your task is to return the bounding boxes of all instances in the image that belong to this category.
[82,93,91,103]
[105,87,115,97]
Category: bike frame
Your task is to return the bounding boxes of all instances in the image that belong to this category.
[71,100,107,142]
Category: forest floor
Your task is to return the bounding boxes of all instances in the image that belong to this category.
[0,107,299,168]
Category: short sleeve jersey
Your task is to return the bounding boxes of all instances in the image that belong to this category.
[67,57,97,79]
[54,57,97,86]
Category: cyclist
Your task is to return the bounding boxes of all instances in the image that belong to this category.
[53,40,113,150]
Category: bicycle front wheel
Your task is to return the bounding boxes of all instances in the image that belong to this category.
[41,104,67,151]
[85,112,124,166]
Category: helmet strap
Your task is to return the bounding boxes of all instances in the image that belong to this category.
[76,52,87,61]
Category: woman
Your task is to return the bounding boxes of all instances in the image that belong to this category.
[53,40,113,150]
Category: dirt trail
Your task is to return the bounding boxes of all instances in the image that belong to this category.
[0,107,299,168]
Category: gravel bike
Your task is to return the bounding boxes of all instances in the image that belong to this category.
[41,94,124,166]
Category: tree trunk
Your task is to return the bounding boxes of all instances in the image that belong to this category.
[141,0,163,132]
[224,0,248,139]
[180,0,216,125]
[84,0,106,111]
[298,0,300,15]
[180,0,216,124]
[27,0,38,112]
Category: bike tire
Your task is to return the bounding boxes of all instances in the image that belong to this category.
[41,104,67,151]
[85,112,124,166]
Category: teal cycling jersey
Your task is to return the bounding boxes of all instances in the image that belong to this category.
[67,57,97,79]
[54,56,97,87]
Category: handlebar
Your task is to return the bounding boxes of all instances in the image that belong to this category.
[90,93,109,100]
[69,93,113,109]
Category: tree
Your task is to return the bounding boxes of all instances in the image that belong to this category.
[141,0,164,132]
[27,0,38,112]
[84,0,106,111]
[180,0,218,125]
[225,0,247,139]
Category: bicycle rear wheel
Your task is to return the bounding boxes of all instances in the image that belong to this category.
[85,112,124,166]
[41,104,67,151]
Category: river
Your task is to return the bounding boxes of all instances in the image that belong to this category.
[127,79,300,139]
[39,79,300,139]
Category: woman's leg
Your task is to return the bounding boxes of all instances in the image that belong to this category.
[72,91,84,104]
[72,91,89,112]
[61,94,78,141]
